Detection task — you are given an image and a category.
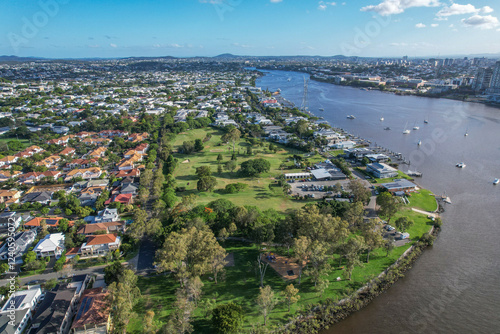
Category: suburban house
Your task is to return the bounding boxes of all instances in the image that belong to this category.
[80,234,121,257]
[35,155,61,168]
[78,186,106,207]
[43,170,63,180]
[0,229,37,264]
[24,217,74,229]
[87,147,107,159]
[0,189,22,204]
[65,159,99,171]
[104,193,132,206]
[84,208,119,224]
[1,286,43,312]
[59,147,76,157]
[0,211,22,232]
[70,288,111,334]
[21,191,52,204]
[65,168,102,182]
[366,163,398,179]
[33,233,66,259]
[381,179,418,194]
[77,221,126,236]
[28,275,91,334]
[112,168,140,178]
[0,155,19,166]
[0,287,42,334]
[18,172,44,185]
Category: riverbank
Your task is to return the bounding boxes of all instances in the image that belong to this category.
[278,224,441,334]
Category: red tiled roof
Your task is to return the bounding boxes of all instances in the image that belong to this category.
[71,288,110,330]
[86,234,117,246]
[24,217,75,227]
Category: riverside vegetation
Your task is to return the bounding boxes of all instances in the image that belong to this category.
[120,126,439,333]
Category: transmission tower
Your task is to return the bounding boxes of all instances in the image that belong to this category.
[301,76,309,112]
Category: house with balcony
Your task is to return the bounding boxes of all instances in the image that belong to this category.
[0,287,42,334]
[80,234,121,257]
[33,233,65,259]
[0,229,37,264]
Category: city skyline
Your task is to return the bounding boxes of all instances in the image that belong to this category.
[1,0,500,58]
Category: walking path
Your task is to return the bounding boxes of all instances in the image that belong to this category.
[411,207,439,218]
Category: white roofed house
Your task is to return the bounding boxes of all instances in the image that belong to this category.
[33,233,65,259]
[0,286,42,334]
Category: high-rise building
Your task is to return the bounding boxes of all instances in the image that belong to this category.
[474,67,493,92]
[488,61,500,93]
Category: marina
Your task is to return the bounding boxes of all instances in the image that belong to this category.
[257,70,500,334]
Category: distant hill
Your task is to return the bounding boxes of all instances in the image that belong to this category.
[214,53,240,58]
[0,55,46,62]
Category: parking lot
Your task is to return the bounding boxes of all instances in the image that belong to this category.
[288,178,355,199]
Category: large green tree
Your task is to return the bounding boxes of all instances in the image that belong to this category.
[108,269,141,334]
[155,227,227,286]
[376,192,401,223]
[211,303,244,334]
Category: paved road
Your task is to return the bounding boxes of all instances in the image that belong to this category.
[0,264,108,287]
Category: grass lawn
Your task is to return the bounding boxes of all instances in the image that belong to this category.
[0,138,31,150]
[171,128,316,213]
[406,188,437,212]
[128,225,426,333]
[391,209,434,241]
[129,128,438,332]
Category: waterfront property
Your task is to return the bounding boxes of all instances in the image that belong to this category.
[381,179,418,194]
[366,162,398,178]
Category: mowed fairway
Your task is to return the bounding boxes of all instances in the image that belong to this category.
[171,128,313,212]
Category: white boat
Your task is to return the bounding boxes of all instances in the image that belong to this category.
[464,131,468,137]
[347,115,355,119]
[494,178,499,185]
[424,119,429,124]
[417,140,422,146]
[380,117,384,121]
[456,162,466,168]
[413,126,419,130]
[444,197,452,204]
[403,121,410,134]
[319,108,324,111]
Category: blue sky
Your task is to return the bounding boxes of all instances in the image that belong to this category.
[1,0,499,58]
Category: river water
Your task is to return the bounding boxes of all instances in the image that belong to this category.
[256,70,500,334]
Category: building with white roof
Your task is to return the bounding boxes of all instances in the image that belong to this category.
[33,233,65,259]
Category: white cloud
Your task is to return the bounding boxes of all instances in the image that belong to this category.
[88,45,100,48]
[436,4,477,17]
[415,22,426,28]
[480,6,494,14]
[199,0,223,3]
[318,1,336,10]
[361,0,440,16]
[270,0,283,3]
[431,23,439,27]
[449,23,454,27]
[462,14,499,29]
[437,4,495,17]
[109,43,117,48]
